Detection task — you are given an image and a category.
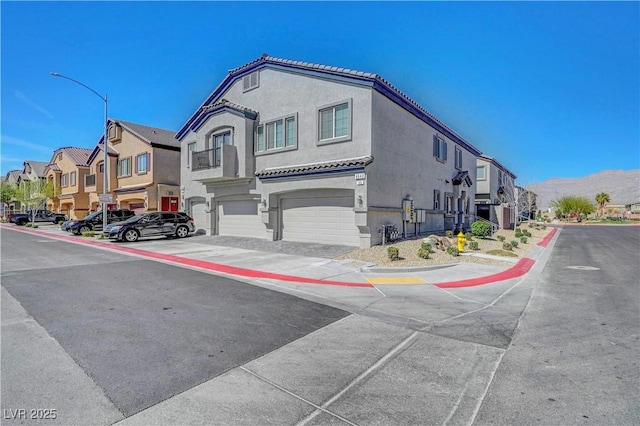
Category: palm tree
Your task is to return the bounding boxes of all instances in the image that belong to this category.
[595,192,611,218]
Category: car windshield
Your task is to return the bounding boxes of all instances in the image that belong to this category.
[124,215,144,224]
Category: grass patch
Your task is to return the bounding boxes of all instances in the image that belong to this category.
[487,249,518,258]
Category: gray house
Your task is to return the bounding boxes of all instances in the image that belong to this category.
[475,155,517,229]
[177,55,482,248]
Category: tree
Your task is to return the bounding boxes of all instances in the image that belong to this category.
[14,179,57,225]
[550,196,595,220]
[0,180,18,216]
[595,192,611,218]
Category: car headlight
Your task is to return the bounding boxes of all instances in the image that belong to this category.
[109,225,122,232]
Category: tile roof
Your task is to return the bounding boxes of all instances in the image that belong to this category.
[5,170,23,183]
[177,55,483,156]
[49,147,93,167]
[111,119,180,149]
[23,161,48,177]
[255,156,373,178]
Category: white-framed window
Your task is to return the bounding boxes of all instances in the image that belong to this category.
[61,173,69,187]
[256,115,297,153]
[242,71,259,92]
[187,142,196,167]
[434,190,441,210]
[70,171,76,186]
[318,100,351,143]
[455,146,462,169]
[136,153,150,174]
[118,157,132,177]
[477,165,486,180]
[433,135,447,162]
[212,131,231,167]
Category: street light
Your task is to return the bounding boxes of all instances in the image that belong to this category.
[50,73,109,233]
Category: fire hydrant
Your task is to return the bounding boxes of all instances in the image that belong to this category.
[457,231,466,253]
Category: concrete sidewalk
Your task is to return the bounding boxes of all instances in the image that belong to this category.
[2,223,560,425]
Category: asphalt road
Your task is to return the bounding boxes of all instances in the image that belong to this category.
[476,225,640,425]
[1,228,349,420]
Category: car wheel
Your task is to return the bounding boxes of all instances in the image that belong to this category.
[175,225,189,238]
[123,229,139,242]
[79,225,91,234]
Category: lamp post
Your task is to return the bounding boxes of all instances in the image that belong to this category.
[50,73,109,233]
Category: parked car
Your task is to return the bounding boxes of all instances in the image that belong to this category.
[65,209,135,235]
[13,209,67,226]
[105,211,195,242]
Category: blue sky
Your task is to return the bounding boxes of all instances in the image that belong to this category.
[1,1,638,185]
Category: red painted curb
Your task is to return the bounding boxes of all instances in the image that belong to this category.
[537,228,558,247]
[5,226,373,288]
[435,257,535,289]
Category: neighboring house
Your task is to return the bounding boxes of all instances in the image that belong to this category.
[625,202,640,220]
[85,119,181,214]
[515,185,537,221]
[602,203,626,219]
[45,147,93,219]
[17,161,48,211]
[3,170,25,213]
[177,55,482,248]
[475,155,517,229]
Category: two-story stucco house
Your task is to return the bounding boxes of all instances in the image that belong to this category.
[177,55,482,248]
[3,170,25,213]
[45,147,93,219]
[84,119,181,214]
[475,155,517,229]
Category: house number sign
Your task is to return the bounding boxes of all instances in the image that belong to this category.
[355,172,366,186]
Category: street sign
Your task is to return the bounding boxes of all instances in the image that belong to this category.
[99,194,113,203]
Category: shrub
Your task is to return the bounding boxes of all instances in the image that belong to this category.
[523,229,532,237]
[515,229,523,238]
[420,241,434,253]
[469,241,479,251]
[387,246,400,261]
[497,235,506,242]
[98,233,105,240]
[32,224,39,228]
[25,222,33,227]
[471,221,492,239]
[82,231,96,237]
[417,247,430,259]
[445,230,454,238]
[446,246,459,257]
[510,240,519,248]
[520,236,528,244]
[503,242,513,251]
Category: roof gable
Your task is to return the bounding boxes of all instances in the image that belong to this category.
[176,55,482,156]
[111,119,180,149]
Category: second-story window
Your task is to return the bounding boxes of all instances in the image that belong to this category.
[455,147,462,170]
[433,135,447,162]
[136,153,150,174]
[61,173,69,187]
[212,131,231,167]
[319,102,350,141]
[118,157,131,177]
[477,165,486,180]
[70,171,76,186]
[256,115,297,153]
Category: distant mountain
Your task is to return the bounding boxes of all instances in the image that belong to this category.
[525,170,640,211]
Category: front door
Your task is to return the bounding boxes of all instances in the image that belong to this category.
[161,197,179,212]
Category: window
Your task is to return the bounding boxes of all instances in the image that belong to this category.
[433,135,447,162]
[118,157,132,177]
[99,162,104,173]
[434,190,441,210]
[477,165,486,180]
[498,170,505,185]
[455,147,462,169]
[242,71,259,92]
[187,142,196,167]
[136,153,151,174]
[70,171,76,186]
[212,131,231,167]
[445,193,454,214]
[256,115,297,153]
[61,173,69,187]
[319,102,349,141]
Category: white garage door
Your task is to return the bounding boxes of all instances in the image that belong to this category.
[218,200,264,238]
[190,200,209,235]
[281,197,360,246]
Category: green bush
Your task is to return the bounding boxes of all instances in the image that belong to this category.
[520,236,528,244]
[515,230,523,238]
[420,241,434,253]
[25,223,33,228]
[503,242,513,251]
[510,240,519,248]
[82,231,96,237]
[387,246,399,261]
[446,246,459,257]
[471,221,492,239]
[523,229,532,237]
[497,235,506,242]
[465,232,474,242]
[469,241,479,251]
[417,248,430,259]
[445,230,454,238]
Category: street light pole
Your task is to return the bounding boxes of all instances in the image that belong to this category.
[50,73,109,233]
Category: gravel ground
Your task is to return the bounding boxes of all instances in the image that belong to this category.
[336,223,553,268]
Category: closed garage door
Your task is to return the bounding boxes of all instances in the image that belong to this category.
[190,200,209,235]
[281,197,360,246]
[218,200,264,238]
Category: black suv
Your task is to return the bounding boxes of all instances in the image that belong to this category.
[65,209,135,235]
[105,211,195,242]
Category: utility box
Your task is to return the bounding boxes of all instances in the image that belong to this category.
[402,199,414,221]
[415,209,426,223]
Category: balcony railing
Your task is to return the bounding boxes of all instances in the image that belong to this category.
[85,174,96,187]
[192,148,219,171]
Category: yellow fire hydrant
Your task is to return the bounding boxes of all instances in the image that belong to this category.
[457,231,466,253]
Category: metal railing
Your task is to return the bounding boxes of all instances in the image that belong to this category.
[192,148,220,171]
[474,216,499,235]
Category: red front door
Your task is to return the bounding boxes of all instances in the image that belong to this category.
[161,197,179,212]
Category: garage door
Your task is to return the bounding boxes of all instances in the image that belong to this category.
[281,197,360,246]
[190,200,209,235]
[218,200,264,238]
